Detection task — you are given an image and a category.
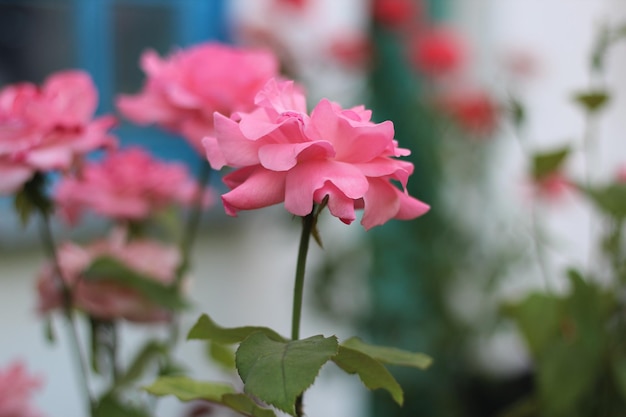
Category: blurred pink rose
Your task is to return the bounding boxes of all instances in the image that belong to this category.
[117,42,280,154]
[54,146,208,224]
[0,361,43,417]
[37,232,183,323]
[410,27,465,77]
[0,70,117,194]
[204,78,430,230]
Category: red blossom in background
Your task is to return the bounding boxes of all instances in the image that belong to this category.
[533,171,572,201]
[328,33,373,68]
[204,78,429,230]
[54,146,207,224]
[0,361,44,417]
[438,89,499,137]
[410,27,465,77]
[372,0,421,28]
[0,70,117,194]
[117,42,280,154]
[36,231,183,323]
[272,0,308,11]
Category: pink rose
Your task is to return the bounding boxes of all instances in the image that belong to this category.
[0,361,44,417]
[117,42,280,153]
[204,78,430,230]
[0,70,117,194]
[54,146,208,224]
[36,232,183,323]
[372,0,421,28]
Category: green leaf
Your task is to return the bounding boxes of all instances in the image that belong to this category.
[144,376,235,402]
[573,90,610,113]
[341,337,432,369]
[116,341,168,388]
[208,341,236,370]
[82,256,188,310]
[236,333,338,416]
[187,314,287,344]
[93,393,151,417]
[612,356,626,401]
[531,147,570,180]
[537,338,600,416]
[582,183,626,218]
[222,393,277,417]
[508,97,526,128]
[332,345,404,405]
[145,377,277,417]
[501,293,562,356]
[13,172,52,227]
[43,317,56,344]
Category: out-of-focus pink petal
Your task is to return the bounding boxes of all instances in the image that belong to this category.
[0,161,33,193]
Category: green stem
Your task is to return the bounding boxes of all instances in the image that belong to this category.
[39,211,95,415]
[174,159,211,287]
[291,211,316,417]
[291,212,315,341]
[168,159,211,349]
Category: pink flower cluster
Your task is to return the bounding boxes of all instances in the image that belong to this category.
[37,232,183,323]
[204,79,429,230]
[55,147,206,224]
[0,362,43,417]
[117,42,280,153]
[0,71,116,194]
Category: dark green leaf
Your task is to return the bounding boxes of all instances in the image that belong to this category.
[582,183,626,218]
[43,317,56,344]
[332,345,403,405]
[612,356,626,401]
[531,147,570,180]
[13,172,52,227]
[341,337,432,369]
[93,393,151,417]
[222,393,277,417]
[236,333,338,416]
[82,256,188,310]
[509,97,526,128]
[501,293,562,356]
[187,314,287,344]
[144,376,235,402]
[573,90,610,113]
[145,377,277,417]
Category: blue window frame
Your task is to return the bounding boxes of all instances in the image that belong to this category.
[0,0,227,245]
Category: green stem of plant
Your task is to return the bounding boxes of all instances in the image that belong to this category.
[291,212,315,341]
[291,211,315,417]
[174,159,211,288]
[39,211,95,415]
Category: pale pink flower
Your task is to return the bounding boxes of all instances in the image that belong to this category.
[0,361,44,417]
[36,232,183,323]
[54,146,208,224]
[204,79,430,230]
[0,70,117,194]
[117,42,280,153]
